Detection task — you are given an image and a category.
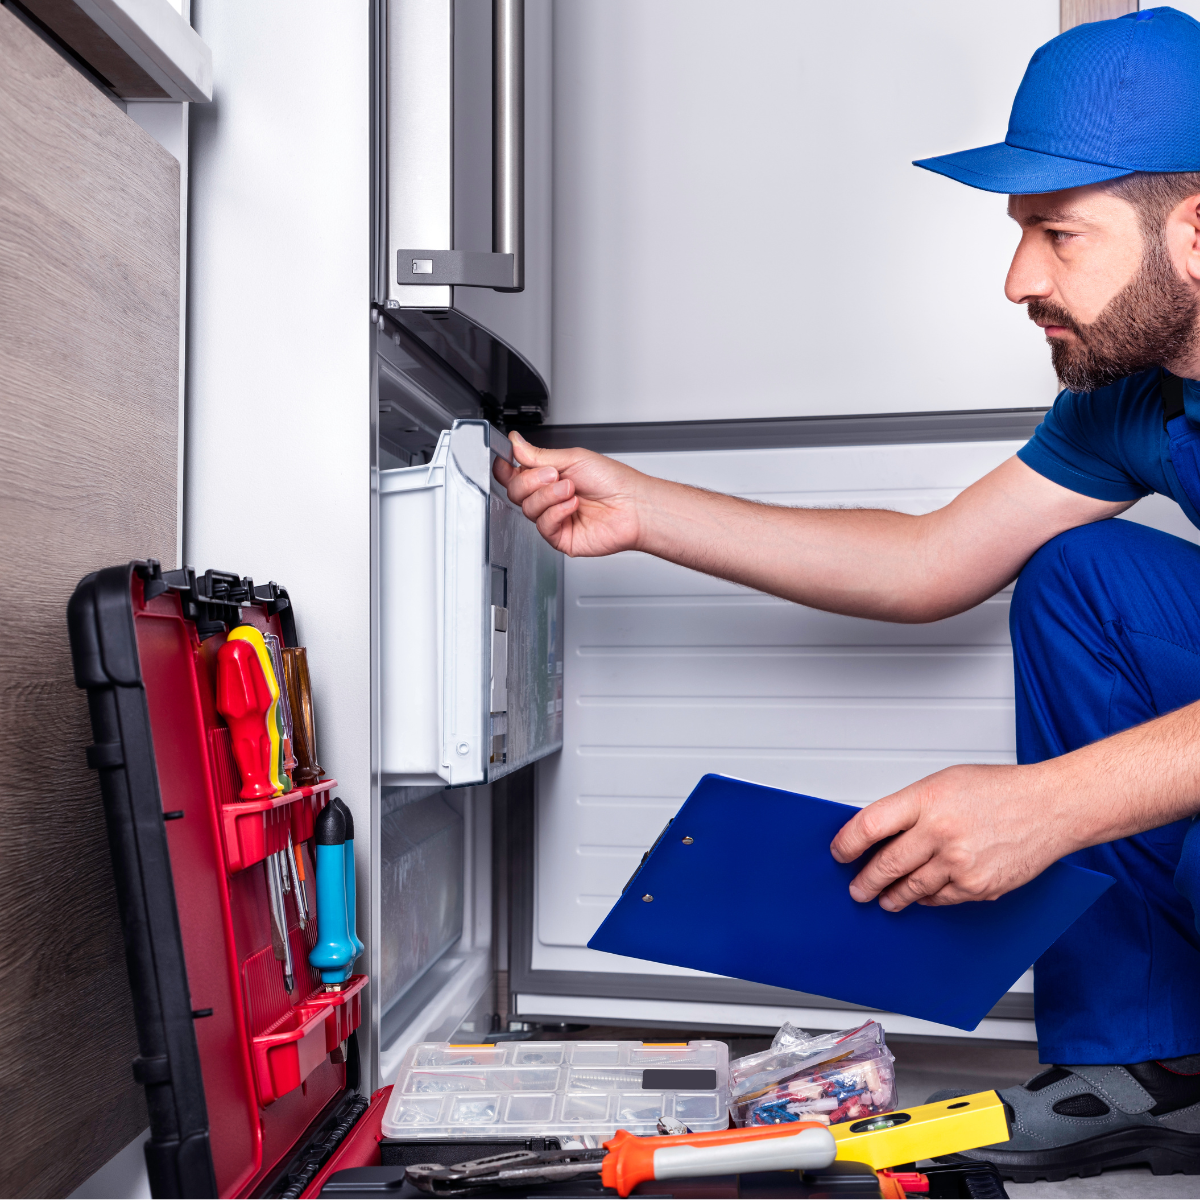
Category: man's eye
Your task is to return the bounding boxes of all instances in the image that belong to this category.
[1048,229,1076,243]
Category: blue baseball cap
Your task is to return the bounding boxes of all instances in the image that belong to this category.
[915,6,1200,194]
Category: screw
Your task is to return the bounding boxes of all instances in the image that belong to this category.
[681,836,693,845]
[642,894,653,902]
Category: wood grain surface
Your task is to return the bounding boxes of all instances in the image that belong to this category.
[18,0,172,97]
[1061,0,1139,33]
[0,7,180,1195]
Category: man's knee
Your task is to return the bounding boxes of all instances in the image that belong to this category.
[1011,519,1152,635]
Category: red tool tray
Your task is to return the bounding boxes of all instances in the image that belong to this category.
[69,561,377,1198]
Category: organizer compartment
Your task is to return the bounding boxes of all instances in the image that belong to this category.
[217,773,335,873]
[381,1040,730,1140]
[209,722,334,874]
[250,977,368,1105]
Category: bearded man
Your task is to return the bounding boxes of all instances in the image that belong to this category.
[498,7,1200,1182]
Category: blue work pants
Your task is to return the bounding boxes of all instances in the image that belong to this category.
[1012,517,1200,1063]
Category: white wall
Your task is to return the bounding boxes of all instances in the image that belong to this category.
[185,0,375,1075]
[552,0,1061,423]
[1167,1,1200,23]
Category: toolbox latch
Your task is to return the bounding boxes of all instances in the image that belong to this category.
[85,741,124,770]
[132,1054,171,1086]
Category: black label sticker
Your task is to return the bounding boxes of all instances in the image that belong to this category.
[641,1069,718,1091]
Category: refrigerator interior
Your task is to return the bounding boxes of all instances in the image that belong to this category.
[513,438,1200,1037]
[515,434,1035,1039]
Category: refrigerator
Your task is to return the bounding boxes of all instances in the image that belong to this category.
[368,0,1065,1075]
[370,0,562,1083]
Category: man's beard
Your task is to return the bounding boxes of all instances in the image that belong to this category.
[1028,238,1200,393]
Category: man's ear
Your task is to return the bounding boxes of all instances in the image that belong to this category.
[1170,193,1200,284]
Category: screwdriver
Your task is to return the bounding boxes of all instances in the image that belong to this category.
[230,626,286,796]
[216,628,280,800]
[229,625,286,796]
[282,646,322,786]
[264,631,296,791]
[309,802,355,987]
[270,833,296,982]
[287,830,309,929]
[264,853,295,993]
[276,846,291,899]
[332,797,364,964]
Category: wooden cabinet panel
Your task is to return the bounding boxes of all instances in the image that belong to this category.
[1061,0,1139,33]
[0,6,179,1195]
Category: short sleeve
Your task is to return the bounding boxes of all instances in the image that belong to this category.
[1017,389,1151,503]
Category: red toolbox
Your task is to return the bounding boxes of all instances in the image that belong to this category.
[69,560,384,1198]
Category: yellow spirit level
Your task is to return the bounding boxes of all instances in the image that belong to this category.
[831,1089,1010,1169]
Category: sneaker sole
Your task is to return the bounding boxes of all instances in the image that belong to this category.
[942,1126,1200,1184]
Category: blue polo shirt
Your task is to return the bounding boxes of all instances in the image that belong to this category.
[1017,367,1200,529]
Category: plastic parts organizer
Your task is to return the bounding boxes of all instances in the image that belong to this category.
[381,1040,730,1140]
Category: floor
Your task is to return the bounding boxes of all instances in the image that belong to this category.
[535,1026,1200,1199]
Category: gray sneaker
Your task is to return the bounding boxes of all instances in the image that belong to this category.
[930,1059,1200,1183]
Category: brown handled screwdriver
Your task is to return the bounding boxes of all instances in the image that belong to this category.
[283,647,322,786]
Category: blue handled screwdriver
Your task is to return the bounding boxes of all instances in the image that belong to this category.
[308,802,355,987]
[332,797,365,965]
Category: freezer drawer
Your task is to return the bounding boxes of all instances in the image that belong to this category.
[381,419,563,786]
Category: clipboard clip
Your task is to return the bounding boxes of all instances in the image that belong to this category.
[621,817,674,894]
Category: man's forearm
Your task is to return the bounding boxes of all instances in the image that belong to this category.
[628,458,1101,622]
[1039,698,1200,851]
[632,473,941,619]
[499,437,1127,625]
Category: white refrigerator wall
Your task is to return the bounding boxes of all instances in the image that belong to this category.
[551,0,1062,423]
[184,2,375,1073]
[535,441,1024,996]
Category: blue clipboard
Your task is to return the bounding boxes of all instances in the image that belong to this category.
[587,774,1114,1031]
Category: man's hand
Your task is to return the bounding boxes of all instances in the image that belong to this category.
[493,431,643,557]
[831,698,1200,911]
[829,763,1076,911]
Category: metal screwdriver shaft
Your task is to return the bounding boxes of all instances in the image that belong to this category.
[266,852,295,992]
[287,831,309,928]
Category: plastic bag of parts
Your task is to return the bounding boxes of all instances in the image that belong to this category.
[729,1019,896,1127]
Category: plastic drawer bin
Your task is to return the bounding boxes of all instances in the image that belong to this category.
[380,1041,730,1140]
[380,419,563,788]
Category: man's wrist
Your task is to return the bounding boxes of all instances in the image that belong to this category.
[629,470,672,556]
[1024,756,1104,858]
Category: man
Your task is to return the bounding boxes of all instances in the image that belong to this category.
[497,7,1200,1182]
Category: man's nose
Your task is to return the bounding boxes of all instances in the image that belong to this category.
[1005,239,1054,305]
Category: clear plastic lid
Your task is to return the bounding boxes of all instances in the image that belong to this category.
[381,1040,730,1140]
